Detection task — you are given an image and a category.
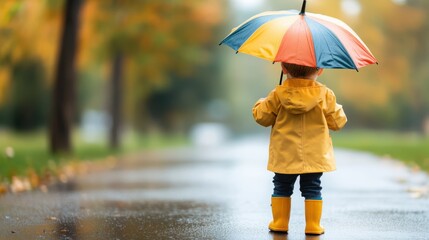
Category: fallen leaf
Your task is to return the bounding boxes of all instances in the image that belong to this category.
[28,170,40,188]
[0,184,8,195]
[10,176,34,193]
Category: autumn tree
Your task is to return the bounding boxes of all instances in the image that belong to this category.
[0,1,62,130]
[1,0,225,145]
[78,0,224,148]
[49,0,83,154]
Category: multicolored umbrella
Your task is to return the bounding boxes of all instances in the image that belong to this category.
[220,0,377,71]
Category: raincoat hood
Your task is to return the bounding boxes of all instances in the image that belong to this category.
[277,79,326,114]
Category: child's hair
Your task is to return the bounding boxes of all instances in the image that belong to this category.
[282,62,319,78]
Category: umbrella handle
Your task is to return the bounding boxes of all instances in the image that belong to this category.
[300,0,307,15]
[279,70,283,85]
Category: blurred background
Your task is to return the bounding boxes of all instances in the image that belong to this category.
[1,0,429,186]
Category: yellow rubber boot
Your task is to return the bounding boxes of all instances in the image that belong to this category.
[305,200,325,235]
[268,197,291,232]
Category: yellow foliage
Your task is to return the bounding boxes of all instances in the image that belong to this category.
[0,1,18,26]
[0,0,61,83]
[0,67,10,105]
[78,0,99,69]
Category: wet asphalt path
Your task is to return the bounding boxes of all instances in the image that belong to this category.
[1,136,429,240]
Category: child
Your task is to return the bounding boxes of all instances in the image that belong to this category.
[252,62,347,235]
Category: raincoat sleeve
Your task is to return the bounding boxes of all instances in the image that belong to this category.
[324,89,347,131]
[252,89,279,127]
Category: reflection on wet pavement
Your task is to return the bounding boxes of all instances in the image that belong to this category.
[2,196,228,239]
[1,137,429,239]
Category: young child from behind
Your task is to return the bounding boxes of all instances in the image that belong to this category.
[252,62,347,235]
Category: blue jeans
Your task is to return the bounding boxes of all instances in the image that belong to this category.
[273,173,323,200]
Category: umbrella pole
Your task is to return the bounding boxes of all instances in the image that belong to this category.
[279,70,283,85]
[300,0,307,15]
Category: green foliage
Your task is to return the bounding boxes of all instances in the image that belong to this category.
[0,130,188,182]
[0,58,49,130]
[44,0,64,10]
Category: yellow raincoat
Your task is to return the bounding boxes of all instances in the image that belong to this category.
[253,79,347,174]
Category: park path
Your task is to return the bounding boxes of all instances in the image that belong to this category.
[0,135,429,240]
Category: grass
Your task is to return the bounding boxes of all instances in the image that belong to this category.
[0,130,188,182]
[332,130,429,172]
[3,129,428,183]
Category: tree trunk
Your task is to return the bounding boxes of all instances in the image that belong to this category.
[109,53,124,149]
[49,0,83,154]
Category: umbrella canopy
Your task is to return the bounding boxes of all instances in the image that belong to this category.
[220,2,377,70]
